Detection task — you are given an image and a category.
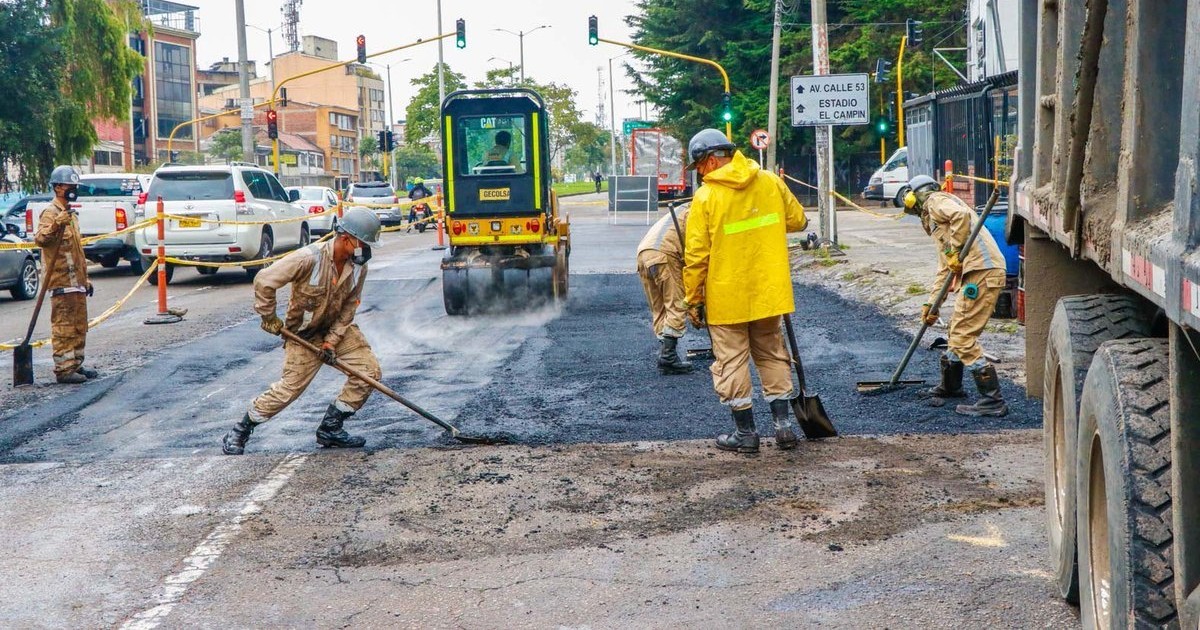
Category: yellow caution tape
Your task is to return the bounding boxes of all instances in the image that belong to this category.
[782,174,905,221]
[162,232,335,268]
[380,214,439,233]
[948,173,1011,187]
[0,260,159,351]
[0,218,159,251]
[158,209,338,226]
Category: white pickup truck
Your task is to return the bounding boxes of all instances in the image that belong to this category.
[76,173,150,272]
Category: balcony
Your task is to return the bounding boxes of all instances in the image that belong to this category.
[141,0,200,34]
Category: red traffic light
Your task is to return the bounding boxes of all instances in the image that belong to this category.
[266,109,278,139]
[356,34,367,63]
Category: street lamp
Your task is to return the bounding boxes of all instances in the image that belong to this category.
[487,56,516,86]
[492,25,551,84]
[366,59,412,187]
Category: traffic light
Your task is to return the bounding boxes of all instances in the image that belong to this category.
[356,34,366,64]
[873,116,891,139]
[377,130,386,152]
[720,92,732,123]
[588,15,598,46]
[385,130,395,152]
[280,87,288,108]
[906,19,923,46]
[456,19,466,49]
[266,109,278,140]
[874,58,892,83]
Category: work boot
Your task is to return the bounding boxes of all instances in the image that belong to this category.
[956,364,1009,417]
[657,336,695,375]
[55,371,87,385]
[918,355,966,401]
[316,404,367,448]
[222,413,256,455]
[76,366,99,380]
[716,408,760,454]
[770,398,799,450]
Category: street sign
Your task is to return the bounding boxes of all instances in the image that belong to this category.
[790,73,870,127]
[750,129,770,150]
[239,98,254,122]
[622,119,655,136]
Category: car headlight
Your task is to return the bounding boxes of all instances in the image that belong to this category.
[870,177,882,185]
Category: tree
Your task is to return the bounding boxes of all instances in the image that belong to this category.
[392,143,441,185]
[0,0,146,190]
[404,64,466,145]
[564,122,611,174]
[359,135,379,173]
[208,129,243,164]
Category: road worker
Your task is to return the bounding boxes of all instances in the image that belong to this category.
[222,208,384,455]
[636,205,695,375]
[682,129,809,453]
[901,175,1008,417]
[35,165,95,384]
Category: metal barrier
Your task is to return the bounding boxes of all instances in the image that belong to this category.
[608,176,658,225]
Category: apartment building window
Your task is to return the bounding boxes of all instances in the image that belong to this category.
[154,41,194,140]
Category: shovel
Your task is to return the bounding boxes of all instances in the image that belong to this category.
[280,329,513,445]
[13,259,51,387]
[782,313,838,439]
[856,187,1002,396]
[666,202,714,362]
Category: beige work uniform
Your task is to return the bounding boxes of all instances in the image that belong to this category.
[34,198,89,377]
[636,208,689,339]
[249,240,381,422]
[923,192,1007,367]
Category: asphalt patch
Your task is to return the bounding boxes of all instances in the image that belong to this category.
[457,274,1040,443]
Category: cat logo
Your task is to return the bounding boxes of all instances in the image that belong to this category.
[479,187,511,201]
[468,223,480,235]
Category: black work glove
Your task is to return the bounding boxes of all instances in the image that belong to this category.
[320,342,337,366]
[85,282,94,297]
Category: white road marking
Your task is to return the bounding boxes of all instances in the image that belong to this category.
[119,453,308,629]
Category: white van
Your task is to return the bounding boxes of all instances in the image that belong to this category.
[861,147,909,207]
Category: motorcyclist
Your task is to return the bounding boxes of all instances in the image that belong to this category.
[407,178,433,232]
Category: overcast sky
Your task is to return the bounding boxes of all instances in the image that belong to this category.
[184,0,649,126]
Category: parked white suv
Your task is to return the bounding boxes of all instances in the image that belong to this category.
[135,163,311,284]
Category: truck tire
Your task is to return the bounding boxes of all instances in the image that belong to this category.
[1076,338,1175,629]
[128,255,144,274]
[146,262,174,286]
[1044,295,1153,603]
[246,228,273,280]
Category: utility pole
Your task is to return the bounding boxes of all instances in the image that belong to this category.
[436,0,446,106]
[811,0,836,245]
[386,64,395,188]
[608,56,619,176]
[235,0,254,163]
[766,0,783,172]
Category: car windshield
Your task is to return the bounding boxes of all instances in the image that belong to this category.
[147,172,235,201]
[78,177,142,197]
[295,188,325,201]
[883,151,907,171]
[350,185,394,198]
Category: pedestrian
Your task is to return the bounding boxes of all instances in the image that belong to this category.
[222,208,384,455]
[593,171,603,194]
[34,165,96,384]
[636,206,695,375]
[682,129,809,453]
[901,175,1008,417]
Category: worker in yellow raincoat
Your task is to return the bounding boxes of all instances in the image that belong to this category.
[682,129,809,454]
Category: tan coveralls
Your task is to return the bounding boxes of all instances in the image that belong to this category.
[636,208,689,339]
[249,240,381,422]
[34,198,89,378]
[923,192,1007,367]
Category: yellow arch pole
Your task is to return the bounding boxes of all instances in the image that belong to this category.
[269,32,456,176]
[166,101,272,158]
[896,35,908,147]
[598,37,733,142]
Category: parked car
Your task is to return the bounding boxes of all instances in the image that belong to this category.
[346,181,401,226]
[134,164,310,285]
[2,194,52,239]
[286,186,339,235]
[861,147,909,206]
[76,173,151,272]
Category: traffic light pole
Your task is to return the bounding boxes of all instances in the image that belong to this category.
[896,35,908,147]
[596,37,733,142]
[268,32,457,176]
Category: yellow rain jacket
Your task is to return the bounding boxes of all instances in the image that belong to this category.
[684,151,808,325]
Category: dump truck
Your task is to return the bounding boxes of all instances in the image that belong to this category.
[630,128,687,199]
[438,89,569,315]
[1012,1,1200,627]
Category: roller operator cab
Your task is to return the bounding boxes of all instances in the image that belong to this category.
[439,89,570,315]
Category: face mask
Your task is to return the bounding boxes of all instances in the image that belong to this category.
[64,186,78,202]
[351,243,372,266]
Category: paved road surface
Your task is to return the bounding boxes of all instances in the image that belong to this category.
[0,195,1076,628]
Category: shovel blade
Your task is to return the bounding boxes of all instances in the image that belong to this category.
[855,379,927,396]
[790,393,837,439]
[685,348,715,361]
[13,345,33,387]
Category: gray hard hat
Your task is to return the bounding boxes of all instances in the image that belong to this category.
[49,165,81,186]
[906,174,939,194]
[685,128,736,170]
[336,207,382,246]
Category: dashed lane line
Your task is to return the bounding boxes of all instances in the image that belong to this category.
[118,453,308,629]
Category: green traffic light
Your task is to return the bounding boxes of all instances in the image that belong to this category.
[722,111,732,122]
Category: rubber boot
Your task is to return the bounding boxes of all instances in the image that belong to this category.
[716,408,760,454]
[770,398,799,450]
[316,404,367,448]
[76,366,99,379]
[918,355,965,401]
[956,364,1009,417]
[222,413,256,455]
[55,371,87,384]
[657,336,695,375]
